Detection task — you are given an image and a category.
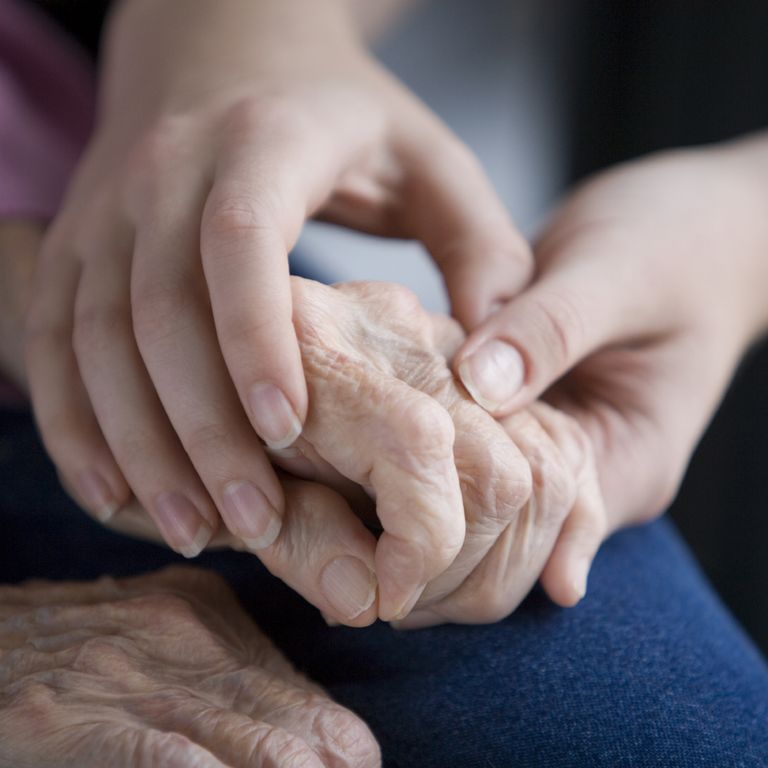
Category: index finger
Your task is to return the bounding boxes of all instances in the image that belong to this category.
[201,107,343,449]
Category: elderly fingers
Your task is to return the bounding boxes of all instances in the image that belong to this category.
[292,281,465,622]
[394,409,579,628]
[299,363,464,621]
[530,402,607,606]
[252,480,378,627]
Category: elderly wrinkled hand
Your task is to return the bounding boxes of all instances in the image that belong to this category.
[0,566,380,768]
[274,280,607,626]
[75,278,605,628]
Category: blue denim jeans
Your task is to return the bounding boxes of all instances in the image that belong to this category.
[1,406,766,767]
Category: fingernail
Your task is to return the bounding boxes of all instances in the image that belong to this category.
[392,582,428,622]
[572,561,590,602]
[248,382,302,449]
[154,491,213,558]
[76,470,119,523]
[459,339,524,411]
[265,445,303,460]
[320,556,377,621]
[222,481,281,551]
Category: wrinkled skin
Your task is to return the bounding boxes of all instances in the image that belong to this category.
[25,0,530,564]
[4,224,603,627]
[75,279,607,627]
[0,566,380,768]
[455,143,768,531]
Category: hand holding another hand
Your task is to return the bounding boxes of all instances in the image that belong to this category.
[456,141,768,532]
[24,0,530,561]
[86,279,606,628]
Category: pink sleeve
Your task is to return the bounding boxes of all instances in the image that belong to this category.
[0,0,96,406]
[0,0,96,220]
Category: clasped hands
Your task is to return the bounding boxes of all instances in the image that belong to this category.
[76,278,605,628]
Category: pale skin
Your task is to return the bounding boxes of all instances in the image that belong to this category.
[7,136,768,627]
[26,0,532,565]
[0,567,381,768]
[4,233,605,626]
[4,10,768,766]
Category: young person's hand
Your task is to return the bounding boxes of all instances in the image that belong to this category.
[0,566,380,767]
[25,0,530,559]
[53,278,604,627]
[455,137,768,540]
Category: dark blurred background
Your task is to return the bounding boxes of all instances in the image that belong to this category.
[20,0,768,654]
[566,1,768,654]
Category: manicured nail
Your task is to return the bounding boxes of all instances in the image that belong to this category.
[222,481,281,551]
[320,556,377,621]
[154,491,213,558]
[76,470,119,523]
[458,339,524,411]
[248,382,302,449]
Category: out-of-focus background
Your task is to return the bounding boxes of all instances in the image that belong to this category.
[13,0,768,653]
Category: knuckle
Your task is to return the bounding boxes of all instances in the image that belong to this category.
[4,680,56,723]
[223,94,309,141]
[73,303,130,357]
[203,194,284,253]
[72,636,129,675]
[125,122,190,212]
[459,442,533,530]
[527,445,576,529]
[393,397,455,457]
[379,282,423,314]
[255,727,319,768]
[122,592,196,624]
[131,117,189,172]
[311,702,381,766]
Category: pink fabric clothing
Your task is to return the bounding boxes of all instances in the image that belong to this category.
[0,0,95,405]
[0,0,95,220]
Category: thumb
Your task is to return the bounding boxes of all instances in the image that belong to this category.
[453,240,642,414]
[399,133,533,328]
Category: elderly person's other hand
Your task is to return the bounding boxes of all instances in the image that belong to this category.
[2,226,596,628]
[0,566,380,767]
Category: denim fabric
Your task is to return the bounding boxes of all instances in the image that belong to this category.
[1,407,766,767]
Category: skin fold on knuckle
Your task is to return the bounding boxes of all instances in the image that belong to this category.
[452,407,533,532]
[308,702,381,768]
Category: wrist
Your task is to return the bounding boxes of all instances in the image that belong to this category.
[100,0,368,128]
